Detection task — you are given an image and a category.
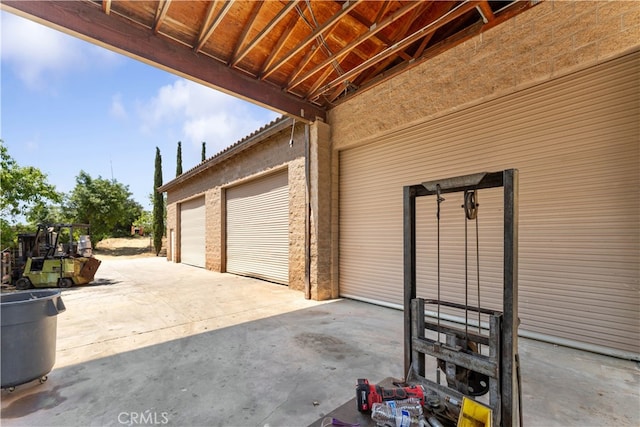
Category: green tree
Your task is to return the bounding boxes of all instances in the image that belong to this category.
[176,141,182,176]
[68,171,141,242]
[0,140,61,218]
[153,147,164,256]
[133,210,153,233]
[26,200,68,225]
[201,141,206,162]
[113,197,144,237]
[0,219,32,250]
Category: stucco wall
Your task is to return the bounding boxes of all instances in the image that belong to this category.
[329,0,640,150]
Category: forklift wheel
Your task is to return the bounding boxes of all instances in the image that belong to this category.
[15,278,32,290]
[58,278,73,288]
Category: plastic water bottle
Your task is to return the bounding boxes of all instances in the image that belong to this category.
[371,399,424,427]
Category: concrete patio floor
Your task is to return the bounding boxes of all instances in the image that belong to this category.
[1,257,638,426]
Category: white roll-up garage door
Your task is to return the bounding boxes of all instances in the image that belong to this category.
[340,52,639,354]
[226,170,289,285]
[180,197,206,268]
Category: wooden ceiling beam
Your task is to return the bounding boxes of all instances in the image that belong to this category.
[153,0,172,34]
[476,1,496,24]
[410,1,458,59]
[352,53,396,89]
[309,1,479,100]
[351,1,436,87]
[385,4,433,61]
[229,1,264,64]
[231,0,301,67]
[373,1,393,24]
[287,0,423,91]
[261,0,361,80]
[195,0,234,53]
[341,0,425,77]
[351,1,459,88]
[102,0,111,15]
[346,9,411,61]
[1,0,325,122]
[259,4,306,77]
[282,4,346,92]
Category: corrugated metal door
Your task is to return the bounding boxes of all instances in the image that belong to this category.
[180,197,206,268]
[340,52,639,354]
[226,170,289,285]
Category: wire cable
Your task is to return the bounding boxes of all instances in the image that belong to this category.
[475,199,482,351]
[436,184,444,385]
[464,195,469,340]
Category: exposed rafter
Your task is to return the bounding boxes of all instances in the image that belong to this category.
[231,0,301,67]
[287,0,423,91]
[476,1,496,24]
[102,0,111,15]
[229,1,264,64]
[153,0,172,34]
[259,4,305,77]
[309,1,479,101]
[261,0,360,80]
[195,0,233,53]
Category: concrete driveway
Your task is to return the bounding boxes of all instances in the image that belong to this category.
[1,257,638,426]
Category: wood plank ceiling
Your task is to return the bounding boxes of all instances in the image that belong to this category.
[2,1,537,122]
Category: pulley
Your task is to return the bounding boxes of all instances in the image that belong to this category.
[463,190,478,220]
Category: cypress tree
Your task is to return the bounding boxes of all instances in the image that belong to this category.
[176,141,183,176]
[201,141,206,162]
[153,147,164,256]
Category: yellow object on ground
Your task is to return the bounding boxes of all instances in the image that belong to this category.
[457,396,492,427]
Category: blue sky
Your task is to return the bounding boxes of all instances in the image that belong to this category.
[1,11,281,214]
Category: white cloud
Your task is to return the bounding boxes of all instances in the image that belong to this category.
[138,78,280,155]
[110,93,127,120]
[0,12,121,90]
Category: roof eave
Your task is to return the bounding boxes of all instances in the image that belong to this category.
[157,116,296,193]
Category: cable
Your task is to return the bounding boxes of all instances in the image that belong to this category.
[464,194,469,340]
[436,184,444,385]
[475,198,482,351]
[289,118,296,147]
[516,353,523,426]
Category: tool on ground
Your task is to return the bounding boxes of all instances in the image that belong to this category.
[356,378,425,412]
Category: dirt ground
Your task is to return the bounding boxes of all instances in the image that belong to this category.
[93,236,166,259]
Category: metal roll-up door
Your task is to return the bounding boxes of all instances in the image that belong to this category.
[180,197,206,268]
[226,170,289,285]
[340,52,639,354]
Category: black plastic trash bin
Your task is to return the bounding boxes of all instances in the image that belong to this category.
[1,290,66,389]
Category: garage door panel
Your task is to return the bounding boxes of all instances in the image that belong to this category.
[226,171,289,285]
[340,52,639,354]
[180,197,205,268]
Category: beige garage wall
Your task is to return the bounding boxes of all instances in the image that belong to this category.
[339,52,638,354]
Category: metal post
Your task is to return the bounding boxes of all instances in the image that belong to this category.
[404,185,417,376]
[502,168,519,426]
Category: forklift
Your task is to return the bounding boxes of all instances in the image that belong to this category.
[14,223,101,290]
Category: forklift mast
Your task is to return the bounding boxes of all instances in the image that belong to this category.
[31,223,92,259]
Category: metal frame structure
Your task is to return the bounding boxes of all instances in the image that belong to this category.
[403,169,519,426]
